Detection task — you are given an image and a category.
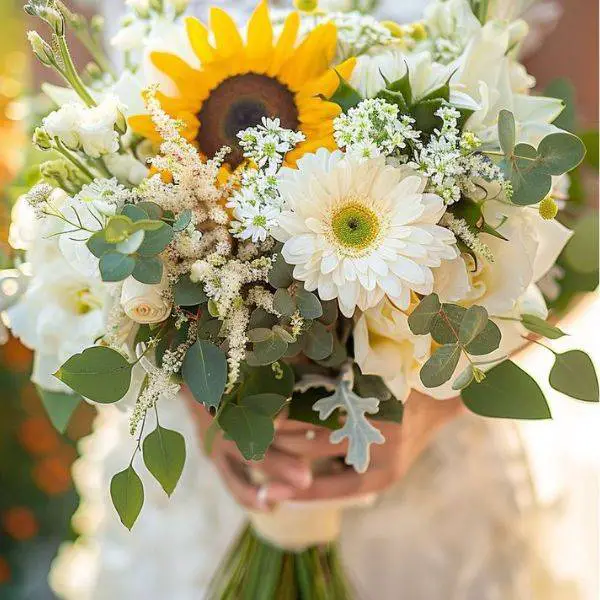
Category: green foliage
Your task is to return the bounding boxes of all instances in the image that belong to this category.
[498,111,586,205]
[182,340,228,408]
[304,322,334,361]
[99,250,136,281]
[110,466,144,530]
[36,387,81,433]
[173,274,207,306]
[268,253,295,288]
[549,350,599,403]
[273,288,296,317]
[239,363,295,398]
[219,394,288,460]
[544,78,575,132]
[137,222,174,256]
[172,209,192,232]
[132,255,163,284]
[520,314,566,339]
[296,288,323,320]
[462,360,552,419]
[329,72,362,112]
[563,214,599,275]
[142,424,186,496]
[54,346,132,403]
[409,295,501,388]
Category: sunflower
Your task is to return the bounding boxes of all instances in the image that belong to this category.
[129,1,355,168]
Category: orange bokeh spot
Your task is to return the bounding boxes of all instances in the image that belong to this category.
[0,337,32,372]
[18,417,60,456]
[1,507,39,541]
[0,556,10,584]
[32,456,72,496]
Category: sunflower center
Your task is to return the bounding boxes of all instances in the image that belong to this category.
[331,202,380,251]
[196,73,299,168]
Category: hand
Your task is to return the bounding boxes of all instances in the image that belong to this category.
[186,389,464,510]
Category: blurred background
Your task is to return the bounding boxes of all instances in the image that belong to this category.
[0,0,598,599]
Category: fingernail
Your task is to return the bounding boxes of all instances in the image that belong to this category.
[267,484,296,503]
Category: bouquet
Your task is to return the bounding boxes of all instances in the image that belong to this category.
[1,0,598,597]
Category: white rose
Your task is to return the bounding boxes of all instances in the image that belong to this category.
[354,298,431,402]
[77,95,125,158]
[121,273,171,324]
[42,102,84,149]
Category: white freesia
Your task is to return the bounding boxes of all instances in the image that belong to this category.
[354,298,431,402]
[274,149,458,317]
[121,273,172,324]
[350,49,479,112]
[451,20,564,146]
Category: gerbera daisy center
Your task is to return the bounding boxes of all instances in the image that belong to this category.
[331,201,381,252]
[196,74,299,167]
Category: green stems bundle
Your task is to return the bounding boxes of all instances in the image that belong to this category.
[208,525,352,600]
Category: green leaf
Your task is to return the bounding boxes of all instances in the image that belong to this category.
[137,223,174,256]
[451,365,475,391]
[462,360,551,419]
[563,214,599,275]
[385,69,412,104]
[304,322,333,361]
[498,109,516,157]
[172,209,192,232]
[99,251,136,282]
[54,346,132,403]
[465,320,501,355]
[251,335,288,365]
[459,305,488,346]
[219,394,288,460]
[420,343,461,388]
[240,363,294,398]
[376,88,409,114]
[295,288,323,320]
[268,254,294,289]
[521,314,566,339]
[247,328,274,343]
[371,399,404,424]
[508,144,552,206]
[142,425,186,496]
[329,72,362,112]
[132,256,163,285]
[430,304,465,344]
[116,230,145,255]
[136,201,163,220]
[105,215,135,243]
[537,132,586,176]
[182,340,228,408]
[86,230,116,258]
[122,204,148,222]
[410,97,445,135]
[36,387,81,433]
[173,274,207,306]
[544,78,575,131]
[549,350,599,402]
[288,387,340,430]
[407,293,441,335]
[273,288,296,317]
[110,466,144,530]
[248,307,278,330]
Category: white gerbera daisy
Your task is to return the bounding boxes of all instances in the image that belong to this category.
[274,149,458,317]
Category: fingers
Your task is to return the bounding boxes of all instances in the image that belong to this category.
[214,454,296,511]
[273,428,349,460]
[293,467,393,502]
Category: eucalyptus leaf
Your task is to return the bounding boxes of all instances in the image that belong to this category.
[252,335,288,365]
[99,251,136,282]
[420,343,461,388]
[136,201,163,220]
[87,231,116,258]
[295,288,323,320]
[172,209,192,232]
[116,229,145,255]
[498,109,516,156]
[465,320,501,355]
[451,364,475,391]
[268,254,294,289]
[462,360,551,419]
[240,363,294,398]
[304,322,334,361]
[459,305,489,346]
[430,304,465,344]
[36,387,81,433]
[537,132,586,175]
[313,380,384,473]
[137,222,174,256]
[182,340,228,408]
[247,328,274,343]
[105,215,134,243]
[54,346,132,403]
[132,256,163,285]
[121,204,148,222]
[143,425,186,496]
[173,275,207,306]
[273,288,296,317]
[549,350,599,402]
[521,314,566,339]
[407,293,441,335]
[110,466,144,530]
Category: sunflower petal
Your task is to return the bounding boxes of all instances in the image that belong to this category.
[268,11,300,76]
[247,0,273,60]
[210,7,243,59]
[185,17,215,64]
[150,52,206,100]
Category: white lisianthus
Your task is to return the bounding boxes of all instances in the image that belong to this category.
[121,273,172,324]
[350,49,479,112]
[274,149,458,317]
[42,104,83,150]
[354,298,431,402]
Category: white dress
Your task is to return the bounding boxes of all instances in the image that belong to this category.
[49,2,598,599]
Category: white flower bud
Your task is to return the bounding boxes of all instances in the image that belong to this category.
[27,31,55,67]
[121,273,171,324]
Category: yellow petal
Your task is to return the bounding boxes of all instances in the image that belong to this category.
[246,0,273,59]
[185,17,215,64]
[210,7,243,59]
[150,52,206,100]
[296,57,356,99]
[279,22,337,90]
[268,11,300,76]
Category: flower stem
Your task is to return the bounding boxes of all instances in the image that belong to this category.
[54,141,95,182]
[56,35,96,107]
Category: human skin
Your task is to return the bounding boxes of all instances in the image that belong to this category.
[186,389,465,511]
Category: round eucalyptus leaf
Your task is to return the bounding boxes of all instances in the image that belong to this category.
[537,132,586,175]
[99,251,136,282]
[549,350,599,402]
[420,343,461,388]
[132,256,163,285]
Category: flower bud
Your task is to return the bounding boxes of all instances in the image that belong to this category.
[27,31,55,68]
[90,15,105,35]
[32,127,52,151]
[121,273,172,325]
[294,0,318,12]
[538,196,559,220]
[25,2,65,36]
[167,0,189,17]
[149,0,165,14]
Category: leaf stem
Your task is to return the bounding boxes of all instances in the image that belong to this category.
[523,336,558,356]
